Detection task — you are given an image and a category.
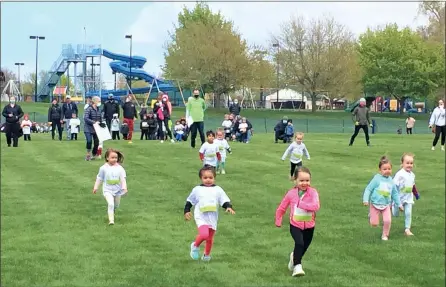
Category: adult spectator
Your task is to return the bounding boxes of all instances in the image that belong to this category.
[121,94,138,144]
[349,97,372,147]
[187,89,206,148]
[2,96,24,147]
[229,98,241,116]
[84,96,92,110]
[274,116,289,143]
[62,95,79,140]
[153,94,174,143]
[232,115,253,143]
[429,99,445,151]
[103,94,120,131]
[83,96,104,161]
[48,98,63,141]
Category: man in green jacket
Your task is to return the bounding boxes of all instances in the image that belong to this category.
[349,97,372,146]
[186,89,206,148]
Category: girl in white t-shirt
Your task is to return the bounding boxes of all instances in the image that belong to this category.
[93,149,128,225]
[21,114,32,141]
[184,166,235,261]
[392,153,419,236]
[199,130,221,168]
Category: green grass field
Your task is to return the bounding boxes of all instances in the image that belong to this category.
[1,131,444,287]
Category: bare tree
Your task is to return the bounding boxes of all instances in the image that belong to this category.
[273,15,358,112]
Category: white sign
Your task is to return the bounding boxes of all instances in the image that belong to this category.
[93,123,111,142]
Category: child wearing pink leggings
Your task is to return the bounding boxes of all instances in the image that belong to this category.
[184,166,235,261]
[363,156,403,241]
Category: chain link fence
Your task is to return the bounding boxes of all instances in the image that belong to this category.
[26,112,431,135]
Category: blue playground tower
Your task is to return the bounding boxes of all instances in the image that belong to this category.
[37,44,181,104]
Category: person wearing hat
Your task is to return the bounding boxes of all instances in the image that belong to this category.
[186,89,206,148]
[274,116,289,143]
[48,98,64,141]
[349,97,372,146]
[103,94,120,131]
[62,95,79,140]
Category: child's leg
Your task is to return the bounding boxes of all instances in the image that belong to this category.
[382,206,392,237]
[114,195,121,210]
[290,225,305,265]
[369,205,380,227]
[103,193,115,223]
[74,133,77,140]
[220,159,226,171]
[290,162,297,177]
[194,225,210,247]
[404,203,413,230]
[204,228,216,256]
[301,227,315,259]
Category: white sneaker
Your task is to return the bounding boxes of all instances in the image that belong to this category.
[221,169,226,175]
[381,236,388,241]
[287,252,294,271]
[404,229,414,236]
[171,139,175,143]
[160,140,164,143]
[442,146,445,151]
[292,264,305,276]
[431,147,435,151]
[109,221,114,225]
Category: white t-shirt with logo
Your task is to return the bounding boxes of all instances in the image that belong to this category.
[96,163,127,196]
[214,138,230,158]
[21,120,32,134]
[199,142,220,167]
[393,168,415,205]
[186,185,231,230]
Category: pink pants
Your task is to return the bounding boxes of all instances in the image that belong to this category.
[194,225,216,256]
[369,205,391,237]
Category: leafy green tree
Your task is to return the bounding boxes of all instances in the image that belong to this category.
[357,24,444,113]
[274,15,358,112]
[164,2,252,107]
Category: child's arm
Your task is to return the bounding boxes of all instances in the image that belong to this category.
[93,166,105,194]
[120,169,128,193]
[216,151,221,162]
[275,191,291,227]
[281,143,293,161]
[218,188,235,214]
[303,144,310,160]
[184,188,198,220]
[391,184,402,208]
[412,185,420,200]
[198,145,205,161]
[297,189,320,212]
[362,176,378,204]
[225,140,232,154]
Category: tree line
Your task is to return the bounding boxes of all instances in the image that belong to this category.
[162,1,445,112]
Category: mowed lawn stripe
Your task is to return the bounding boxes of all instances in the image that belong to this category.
[1,133,444,287]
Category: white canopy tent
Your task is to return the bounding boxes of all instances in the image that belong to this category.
[264,88,308,110]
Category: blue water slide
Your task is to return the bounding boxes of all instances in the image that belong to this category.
[85,49,177,100]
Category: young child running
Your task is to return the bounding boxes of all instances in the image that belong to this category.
[282,132,310,180]
[93,148,127,225]
[21,114,32,141]
[199,130,221,168]
[392,153,419,236]
[363,156,403,240]
[184,166,235,261]
[275,166,320,277]
[215,129,232,174]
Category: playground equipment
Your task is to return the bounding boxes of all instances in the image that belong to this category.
[37,44,185,105]
[1,80,22,102]
[346,95,427,114]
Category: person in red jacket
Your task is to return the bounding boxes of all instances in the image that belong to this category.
[121,95,138,143]
[275,166,320,277]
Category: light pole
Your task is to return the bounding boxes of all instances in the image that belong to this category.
[30,36,45,102]
[14,62,24,101]
[273,43,280,104]
[125,35,133,91]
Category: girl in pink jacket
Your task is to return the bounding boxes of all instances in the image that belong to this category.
[275,166,320,277]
